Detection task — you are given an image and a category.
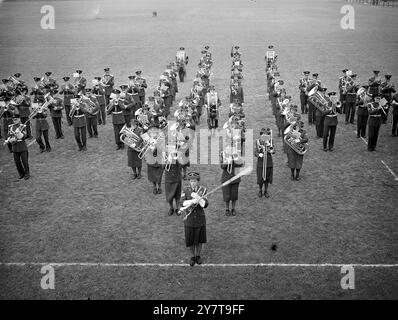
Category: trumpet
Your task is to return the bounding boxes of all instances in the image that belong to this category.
[0,99,17,118]
[3,124,26,145]
[342,76,353,95]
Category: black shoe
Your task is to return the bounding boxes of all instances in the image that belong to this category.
[168,208,174,216]
[323,148,328,152]
[94,135,98,138]
[82,146,87,151]
[60,135,64,139]
[175,209,181,216]
[132,173,137,180]
[329,148,333,152]
[88,135,93,139]
[195,256,202,265]
[116,145,122,150]
[231,209,237,216]
[225,209,231,216]
[291,175,295,181]
[19,174,25,179]
[137,173,142,179]
[78,147,83,151]
[157,188,162,194]
[258,190,263,198]
[39,149,45,153]
[295,176,301,181]
[357,135,360,138]
[46,147,51,152]
[183,174,187,180]
[24,174,30,180]
[264,191,270,198]
[153,188,157,194]
[189,257,196,267]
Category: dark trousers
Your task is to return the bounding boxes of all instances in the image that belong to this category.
[300,93,308,114]
[97,104,106,125]
[86,117,98,137]
[323,124,336,149]
[315,115,324,138]
[13,150,29,177]
[105,95,111,107]
[124,114,132,127]
[139,95,145,105]
[113,123,124,146]
[381,106,389,124]
[20,117,32,138]
[392,114,398,135]
[368,122,381,151]
[64,105,72,125]
[357,115,368,138]
[36,130,51,150]
[74,126,87,149]
[308,103,316,124]
[345,102,356,123]
[51,117,63,138]
[340,94,346,114]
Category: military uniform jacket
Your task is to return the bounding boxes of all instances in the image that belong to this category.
[101,75,114,96]
[356,97,369,116]
[137,78,147,97]
[182,186,209,228]
[299,78,309,95]
[48,97,64,118]
[391,93,398,115]
[59,83,75,106]
[380,82,396,103]
[16,96,31,117]
[72,104,86,128]
[122,96,134,115]
[85,97,100,118]
[34,110,49,131]
[107,99,125,125]
[92,86,106,106]
[8,123,27,152]
[74,77,87,94]
[368,76,381,96]
[230,86,244,103]
[30,86,45,103]
[323,104,338,126]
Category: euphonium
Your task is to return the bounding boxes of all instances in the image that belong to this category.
[308,86,329,112]
[283,123,307,155]
[119,124,144,151]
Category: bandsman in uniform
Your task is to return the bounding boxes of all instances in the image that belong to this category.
[41,71,58,93]
[180,171,209,267]
[299,71,310,114]
[164,152,183,216]
[59,76,74,126]
[356,85,371,138]
[159,73,172,118]
[205,85,221,136]
[92,77,107,125]
[30,77,46,104]
[307,73,321,125]
[380,74,396,124]
[255,128,274,198]
[345,73,359,124]
[220,150,244,216]
[101,67,114,107]
[15,87,33,139]
[34,99,52,153]
[73,69,87,95]
[287,121,308,181]
[6,109,30,180]
[1,96,16,152]
[323,92,339,151]
[120,84,134,126]
[127,119,143,179]
[367,94,382,152]
[47,90,64,139]
[83,88,100,138]
[146,143,164,194]
[314,87,327,138]
[391,92,398,136]
[127,75,141,112]
[70,95,87,151]
[230,77,244,104]
[368,70,381,97]
[135,70,147,105]
[338,69,348,114]
[106,89,125,150]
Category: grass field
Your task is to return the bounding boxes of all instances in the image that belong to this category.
[0,0,397,299]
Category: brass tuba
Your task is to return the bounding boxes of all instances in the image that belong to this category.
[119,124,144,151]
[284,123,307,155]
[308,86,329,112]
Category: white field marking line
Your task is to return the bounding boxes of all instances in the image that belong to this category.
[381,160,398,181]
[354,130,368,145]
[1,262,398,268]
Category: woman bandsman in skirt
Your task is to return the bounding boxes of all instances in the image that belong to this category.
[181,171,209,267]
[255,128,274,198]
[146,144,164,195]
[286,120,308,181]
[164,156,183,216]
[127,119,143,179]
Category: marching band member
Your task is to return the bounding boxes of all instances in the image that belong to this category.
[30,77,45,103]
[159,74,172,118]
[181,171,209,267]
[205,85,221,136]
[287,121,308,181]
[220,150,244,216]
[255,128,274,198]
[83,88,100,138]
[73,70,87,95]
[106,89,125,150]
[1,97,16,152]
[391,92,398,136]
[356,85,371,138]
[299,71,310,114]
[121,84,135,126]
[59,76,74,126]
[276,89,287,136]
[368,70,381,97]
[153,90,165,117]
[230,77,244,104]
[380,75,396,124]
[345,73,358,124]
[164,152,183,216]
[92,77,107,125]
[127,75,141,111]
[307,73,320,125]
[101,67,114,107]
[47,90,64,139]
[41,71,58,93]
[367,94,383,152]
[231,45,240,57]
[6,109,30,180]
[15,87,33,139]
[168,67,179,103]
[338,69,348,114]
[323,92,339,152]
[135,70,147,105]
[147,144,164,194]
[127,119,143,179]
[34,100,52,153]
[70,96,87,151]
[314,87,327,138]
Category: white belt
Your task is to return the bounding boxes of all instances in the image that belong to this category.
[369,115,381,117]
[74,114,85,118]
[112,111,122,114]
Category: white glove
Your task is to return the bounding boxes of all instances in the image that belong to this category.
[259,153,264,158]
[199,198,206,207]
[16,132,23,139]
